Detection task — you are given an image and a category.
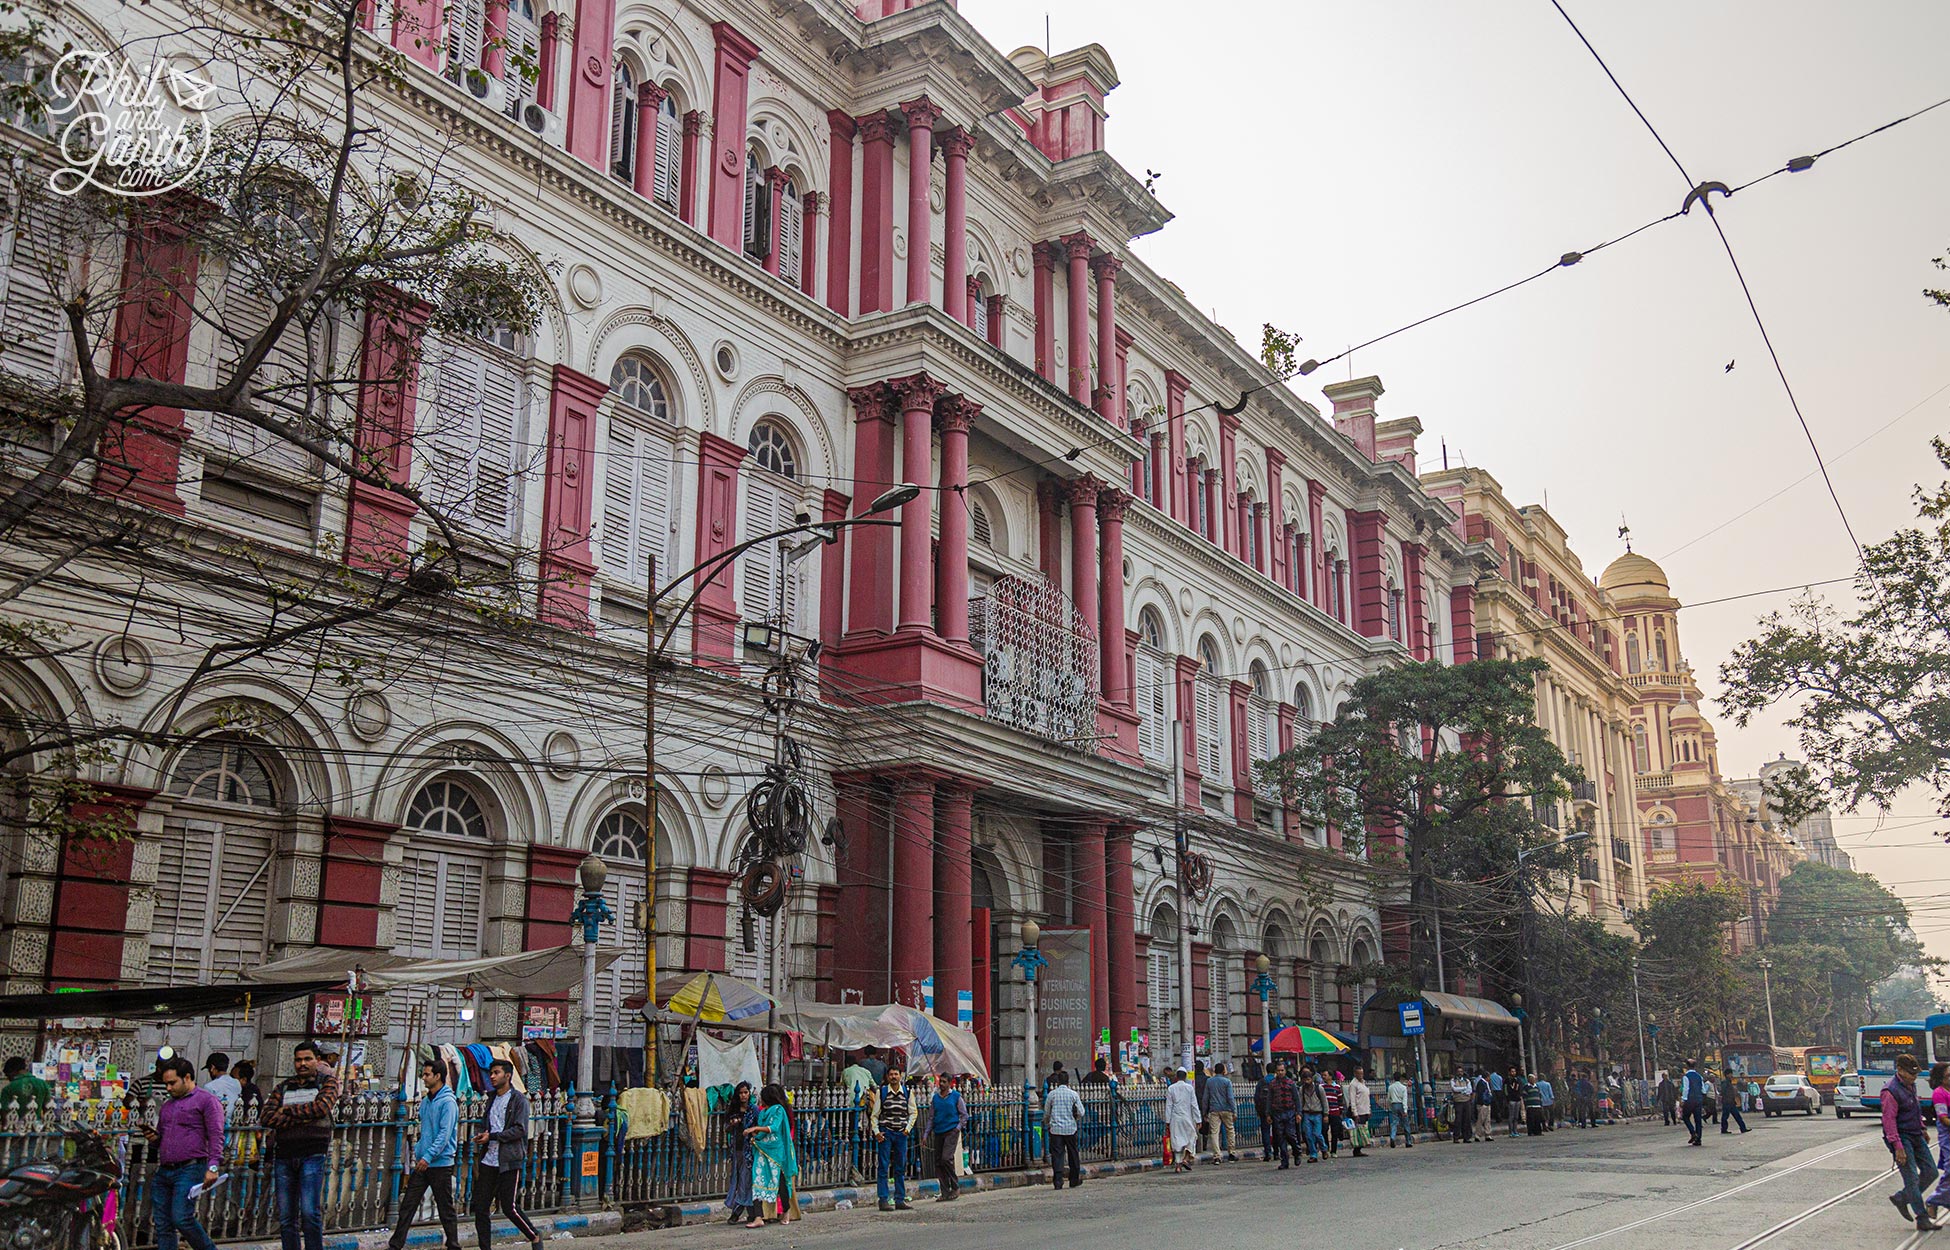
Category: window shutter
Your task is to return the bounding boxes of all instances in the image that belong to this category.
[146,819,216,985]
[742,476,799,625]
[210,823,274,979]
[503,4,540,117]
[729,905,771,986]
[609,71,632,174]
[1136,649,1168,765]
[599,418,673,587]
[0,178,72,387]
[780,191,803,282]
[973,292,989,341]
[743,162,758,255]
[653,99,680,206]
[1247,698,1269,764]
[439,859,486,957]
[593,868,648,1047]
[210,267,319,477]
[446,0,486,75]
[1147,948,1171,1055]
[473,352,520,533]
[1195,677,1223,779]
[1208,959,1232,1063]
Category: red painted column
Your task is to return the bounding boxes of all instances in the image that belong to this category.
[1068,475,1103,641]
[901,98,939,307]
[935,395,978,643]
[1099,490,1129,706]
[1404,542,1429,661]
[942,129,972,322]
[99,216,199,514]
[893,373,948,631]
[1165,370,1189,525]
[1075,817,1109,1039]
[1149,432,1167,506]
[47,786,150,988]
[1091,254,1121,421]
[537,13,558,109]
[393,0,441,69]
[801,191,820,295]
[1451,583,1478,663]
[482,0,508,78]
[523,844,587,951]
[857,113,896,314]
[933,779,976,1026]
[1062,233,1093,403]
[345,293,432,568]
[825,111,856,316]
[1265,447,1287,585]
[1230,680,1254,823]
[1349,509,1389,639]
[1217,411,1240,558]
[318,817,398,949]
[1115,328,1134,427]
[819,488,850,657]
[964,277,982,328]
[691,432,748,661]
[706,22,762,248]
[1176,655,1203,803]
[846,383,896,636]
[685,869,734,972]
[1036,479,1063,580]
[633,83,667,198]
[563,0,617,169]
[679,111,702,224]
[1033,244,1057,383]
[1106,825,1138,1048]
[537,364,607,629]
[833,777,889,1002]
[890,772,936,1007]
[988,294,1007,346]
[763,167,787,276]
[1307,480,1327,608]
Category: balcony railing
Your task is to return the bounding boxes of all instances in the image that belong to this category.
[1638,771,1674,793]
[1532,798,1560,829]
[1612,835,1634,864]
[1577,854,1600,883]
[1571,779,1598,804]
[970,574,1099,745]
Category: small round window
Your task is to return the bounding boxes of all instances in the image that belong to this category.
[748,422,797,479]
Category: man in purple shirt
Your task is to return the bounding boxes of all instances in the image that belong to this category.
[145,1056,223,1250]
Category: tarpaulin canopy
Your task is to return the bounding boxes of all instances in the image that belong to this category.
[1422,990,1521,1027]
[253,945,624,996]
[0,981,336,1021]
[774,1002,989,1081]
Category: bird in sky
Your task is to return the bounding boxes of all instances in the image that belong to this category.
[1725,360,1736,373]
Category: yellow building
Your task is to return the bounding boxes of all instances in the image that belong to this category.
[1423,467,1649,933]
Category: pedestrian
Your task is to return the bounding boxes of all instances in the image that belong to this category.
[926,1072,967,1199]
[1680,1061,1706,1146]
[841,1054,873,1101]
[261,1040,339,1250]
[202,1053,242,1124]
[1507,1068,1525,1138]
[1266,1062,1301,1168]
[1717,1071,1749,1135]
[1448,1072,1473,1143]
[469,1058,541,1250]
[0,1056,50,1117]
[1164,1068,1200,1171]
[1924,1062,1950,1223]
[721,1083,757,1224]
[1045,1059,1066,1098]
[1885,1054,1938,1232]
[1203,1061,1237,1162]
[1082,1056,1114,1087]
[1657,1072,1678,1126]
[1385,1071,1413,1148]
[746,1084,798,1227]
[1044,1069,1085,1189]
[871,1068,913,1212]
[1490,1068,1509,1131]
[146,1056,223,1250]
[387,1060,459,1250]
[1346,1067,1372,1157]
[1298,1065,1328,1163]
[858,1047,889,1087]
[233,1061,262,1117]
[1574,1071,1595,1128]
[1538,1071,1556,1131]
[1255,1067,1275,1162]
[1524,1072,1545,1136]
[1321,1068,1345,1157]
[1473,1070,1495,1143]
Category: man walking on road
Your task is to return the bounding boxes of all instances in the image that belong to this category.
[1885,1053,1938,1232]
[1657,1072,1678,1126]
[1448,1073,1474,1143]
[1472,1070,1495,1143]
[261,1040,339,1250]
[1680,1062,1706,1146]
[1507,1069,1526,1138]
[1044,1070,1084,1190]
[471,1058,541,1250]
[927,1073,967,1200]
[147,1057,223,1250]
[1267,1063,1301,1168]
[1538,1071,1556,1131]
[872,1068,913,1211]
[1165,1069,1200,1171]
[1523,1073,1545,1136]
[1346,1068,1372,1157]
[388,1060,460,1250]
[1717,1071,1750,1135]
[1386,1073,1413,1148]
[1203,1062,1237,1162]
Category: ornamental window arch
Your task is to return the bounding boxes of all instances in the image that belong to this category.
[741,416,811,630]
[387,772,501,1049]
[599,352,680,593]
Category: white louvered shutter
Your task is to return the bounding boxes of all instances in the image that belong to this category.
[1147,949,1170,1057]
[147,819,217,985]
[653,98,680,206]
[741,476,799,627]
[418,337,480,514]
[210,267,316,476]
[598,419,673,587]
[742,162,759,256]
[0,177,73,388]
[445,0,486,77]
[474,351,520,534]
[1135,649,1166,765]
[209,823,274,980]
[1208,959,1232,1063]
[1195,677,1223,779]
[973,292,990,340]
[780,191,803,282]
[503,2,540,118]
[609,69,632,175]
[594,869,647,1048]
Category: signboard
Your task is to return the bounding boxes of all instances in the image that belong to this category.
[1035,927,1093,1078]
[310,992,371,1037]
[956,989,973,1030]
[1399,1001,1426,1036]
[522,1002,569,1041]
[922,976,935,1016]
[580,1150,599,1178]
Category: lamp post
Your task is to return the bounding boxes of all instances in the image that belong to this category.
[638,483,919,1079]
[1647,1014,1662,1078]
[1756,956,1777,1047]
[570,855,614,1201]
[1253,954,1277,1075]
[1014,919,1048,1151]
[1512,992,1531,1077]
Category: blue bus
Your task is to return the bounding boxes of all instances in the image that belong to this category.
[1855,1021,1928,1112]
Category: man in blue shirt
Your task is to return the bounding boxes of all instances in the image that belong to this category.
[388,1060,460,1250]
[1681,1061,1707,1146]
[925,1075,967,1202]
[1043,1071,1085,1189]
[1537,1073,1556,1132]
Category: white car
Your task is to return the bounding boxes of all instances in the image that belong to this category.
[1762,1073,1819,1116]
[1835,1074,1866,1119]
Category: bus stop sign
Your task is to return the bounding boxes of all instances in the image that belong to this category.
[1400,1002,1426,1036]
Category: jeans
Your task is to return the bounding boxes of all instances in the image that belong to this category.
[1274,1112,1299,1164]
[152,1163,217,1250]
[1387,1107,1413,1146]
[1259,1107,1274,1159]
[1049,1132,1080,1188]
[876,1131,909,1204]
[388,1165,459,1250]
[1681,1101,1704,1141]
[1205,1110,1235,1156]
[1720,1101,1748,1133]
[1896,1129,1939,1216]
[274,1154,326,1250]
[1662,1102,1677,1126]
[1301,1112,1326,1160]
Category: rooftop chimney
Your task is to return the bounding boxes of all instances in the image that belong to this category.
[1322,375,1384,461]
[1006,44,1119,162]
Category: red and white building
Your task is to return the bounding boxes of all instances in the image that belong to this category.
[0,0,1491,1079]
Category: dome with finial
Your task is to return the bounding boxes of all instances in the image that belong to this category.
[1600,552,1671,598]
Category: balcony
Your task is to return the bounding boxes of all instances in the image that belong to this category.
[970,575,1099,745]
[1625,672,1689,690]
[1532,798,1560,829]
[1637,771,1674,793]
[1577,855,1600,884]
[1612,835,1633,864]
[1571,779,1598,804]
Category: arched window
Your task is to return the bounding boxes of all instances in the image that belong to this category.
[1139,607,1166,649]
[1625,633,1642,674]
[168,738,280,807]
[1654,633,1670,671]
[970,501,993,550]
[1135,607,1171,766]
[742,420,804,627]
[653,92,681,207]
[747,420,798,478]
[1386,576,1403,642]
[1293,684,1314,722]
[593,809,649,862]
[610,355,669,420]
[393,776,491,1049]
[406,777,490,839]
[1148,903,1180,1062]
[742,151,771,262]
[592,809,650,1050]
[1308,933,1335,1024]
[1633,722,1650,770]
[602,356,676,591]
[1189,455,1209,539]
[609,61,638,182]
[779,174,804,281]
[1194,637,1225,784]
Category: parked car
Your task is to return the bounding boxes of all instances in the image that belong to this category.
[1835,1074,1866,1119]
[1762,1072,1820,1116]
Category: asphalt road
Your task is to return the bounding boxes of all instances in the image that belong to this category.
[613,1112,1936,1250]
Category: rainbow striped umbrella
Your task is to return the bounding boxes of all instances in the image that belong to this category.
[1269,1025,1350,1055]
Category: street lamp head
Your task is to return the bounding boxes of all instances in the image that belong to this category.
[578,855,608,896]
[1257,954,1271,975]
[1021,919,1040,948]
[865,483,922,515]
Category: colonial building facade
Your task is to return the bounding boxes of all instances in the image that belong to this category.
[0,0,1489,1079]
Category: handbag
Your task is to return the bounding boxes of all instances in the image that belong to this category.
[1351,1120,1372,1148]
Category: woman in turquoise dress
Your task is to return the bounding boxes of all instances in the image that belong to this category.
[744,1083,798,1228]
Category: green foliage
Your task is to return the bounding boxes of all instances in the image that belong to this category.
[1873,968,1948,1022]
[1633,880,1746,1060]
[1769,861,1930,986]
[1260,323,1304,378]
[1718,439,1950,816]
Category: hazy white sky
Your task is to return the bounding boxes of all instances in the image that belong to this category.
[963,0,1950,976]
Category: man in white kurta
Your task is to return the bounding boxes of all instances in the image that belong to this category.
[1165,1071,1201,1171]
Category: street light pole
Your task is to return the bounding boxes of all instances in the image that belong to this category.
[570,856,614,1202]
[1253,955,1277,1074]
[1757,956,1777,1048]
[1015,920,1048,1154]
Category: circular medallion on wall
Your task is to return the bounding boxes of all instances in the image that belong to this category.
[1280,644,1293,666]
[930,184,945,214]
[700,765,732,809]
[1011,245,1031,277]
[543,730,581,780]
[1232,618,1247,644]
[892,228,907,259]
[94,634,152,695]
[566,263,603,310]
[625,777,647,802]
[344,689,392,742]
[713,340,740,381]
[1178,587,1193,616]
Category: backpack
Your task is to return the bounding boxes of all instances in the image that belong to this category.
[1474,1077,1493,1104]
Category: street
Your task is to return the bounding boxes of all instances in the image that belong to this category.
[617,1115,1930,1250]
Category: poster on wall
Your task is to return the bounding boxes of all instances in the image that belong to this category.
[1035,927,1093,1079]
[309,992,371,1037]
[522,1002,569,1041]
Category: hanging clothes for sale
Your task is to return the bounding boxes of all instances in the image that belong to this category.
[528,1039,561,1090]
[554,1041,579,1092]
[697,1031,761,1094]
[780,1032,804,1064]
[616,1086,669,1140]
[681,1085,709,1156]
[439,1044,471,1096]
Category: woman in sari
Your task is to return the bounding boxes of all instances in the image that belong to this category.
[723,1083,756,1225]
[744,1083,798,1228]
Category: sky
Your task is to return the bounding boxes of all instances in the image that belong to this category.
[962,0,1950,977]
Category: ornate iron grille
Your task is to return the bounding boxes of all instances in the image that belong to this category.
[969,574,1100,745]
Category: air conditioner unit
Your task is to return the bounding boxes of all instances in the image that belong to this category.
[521,102,564,145]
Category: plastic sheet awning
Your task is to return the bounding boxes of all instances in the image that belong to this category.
[775,1002,989,1082]
[253,945,625,996]
[1422,990,1521,1027]
[0,981,335,1022]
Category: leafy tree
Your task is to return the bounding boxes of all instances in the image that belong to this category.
[1527,913,1640,1069]
[1632,880,1746,1062]
[1768,862,1932,987]
[1872,967,1948,1022]
[1263,657,1582,994]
